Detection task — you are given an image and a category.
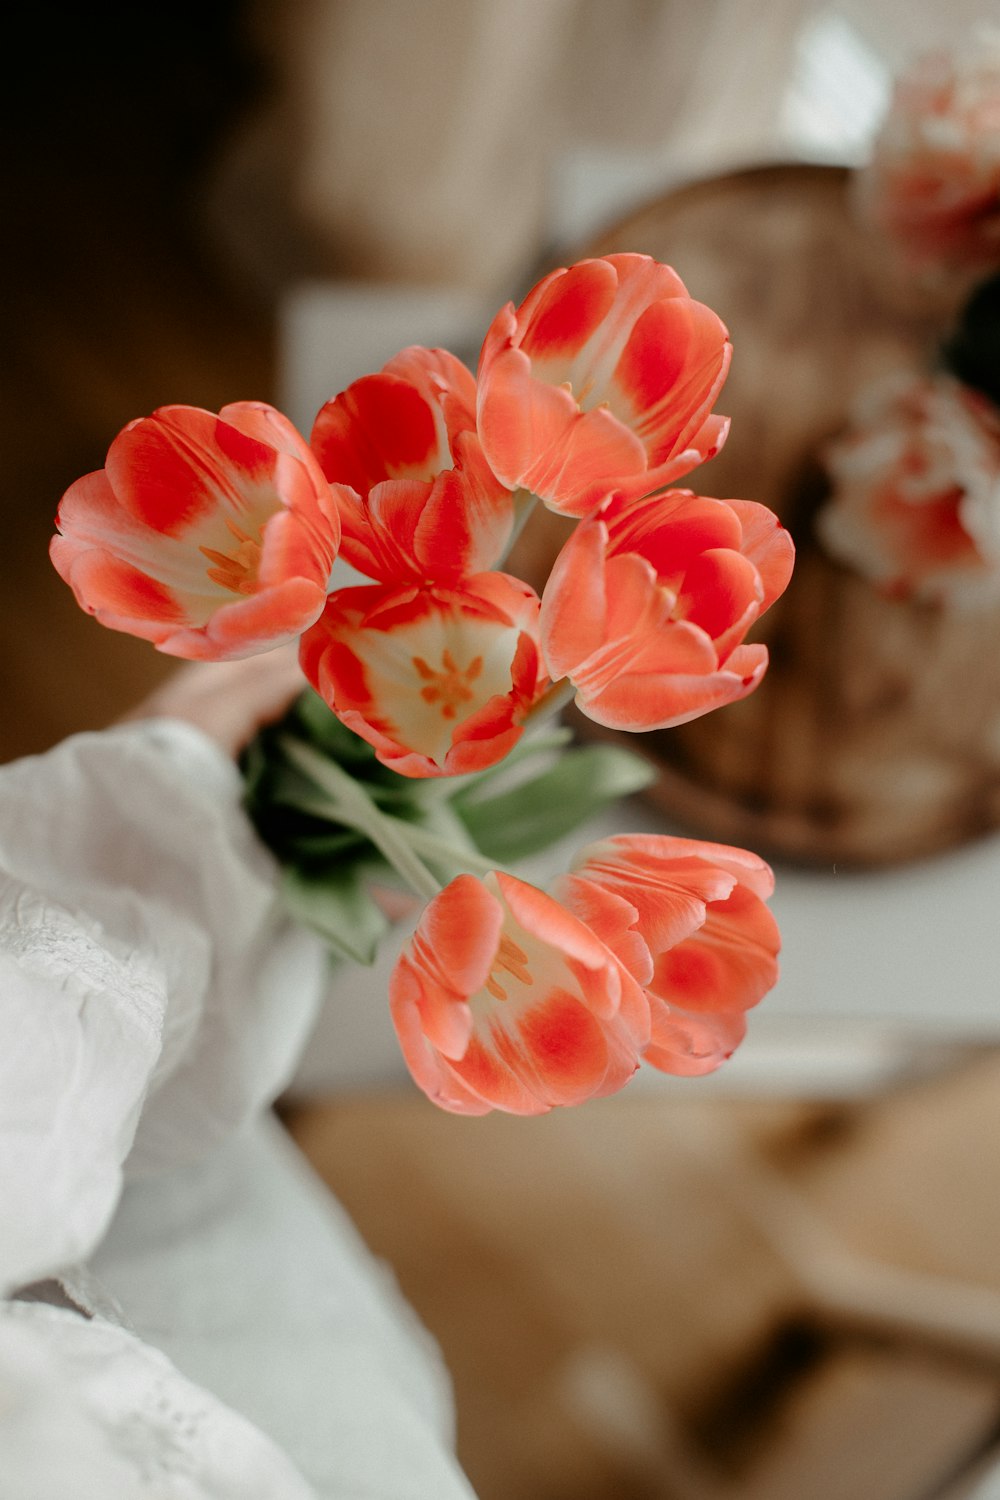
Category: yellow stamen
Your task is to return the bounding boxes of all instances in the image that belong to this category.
[485,934,533,1002]
[412,650,484,720]
[200,516,265,595]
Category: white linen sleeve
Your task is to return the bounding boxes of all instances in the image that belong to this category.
[0,719,327,1291]
[0,1301,317,1499]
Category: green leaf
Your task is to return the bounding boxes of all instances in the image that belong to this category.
[280,828,373,863]
[290,689,379,765]
[281,864,390,966]
[280,737,443,901]
[455,744,655,862]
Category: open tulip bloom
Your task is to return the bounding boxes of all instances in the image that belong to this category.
[51,254,793,1114]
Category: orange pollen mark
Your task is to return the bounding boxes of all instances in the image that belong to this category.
[200,516,265,596]
[485,933,534,1002]
[485,924,527,996]
[412,649,484,720]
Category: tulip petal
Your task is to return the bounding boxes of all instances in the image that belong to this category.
[312,374,444,495]
[605,491,743,579]
[390,961,495,1116]
[518,260,620,373]
[580,662,764,731]
[565,833,780,1081]
[54,470,235,597]
[476,254,732,516]
[312,349,513,583]
[384,345,478,418]
[446,1033,553,1114]
[676,549,762,663]
[576,629,762,733]
[613,412,732,502]
[160,578,329,660]
[490,988,618,1107]
[612,296,731,463]
[51,545,187,639]
[539,519,611,681]
[567,844,734,953]
[593,834,776,903]
[651,884,781,1017]
[221,400,333,494]
[557,875,652,985]
[644,1000,747,1076]
[476,332,647,512]
[724,499,796,612]
[413,875,503,996]
[108,406,278,534]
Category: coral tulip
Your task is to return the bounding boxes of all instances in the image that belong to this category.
[540,489,793,730]
[476,254,731,517]
[390,871,651,1114]
[860,33,1000,274]
[51,403,340,660]
[559,834,780,1076]
[311,346,515,582]
[819,371,1000,605]
[299,572,547,777]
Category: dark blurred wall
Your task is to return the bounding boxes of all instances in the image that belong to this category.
[0,3,278,758]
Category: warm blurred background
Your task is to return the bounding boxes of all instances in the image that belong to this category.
[6,3,1000,1497]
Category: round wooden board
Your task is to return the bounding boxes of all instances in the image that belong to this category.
[563,163,1000,867]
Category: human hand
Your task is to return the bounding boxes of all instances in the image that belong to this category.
[117,647,305,758]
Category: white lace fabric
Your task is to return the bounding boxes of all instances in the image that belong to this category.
[0,720,476,1498]
[0,1301,316,1500]
[0,719,324,1291]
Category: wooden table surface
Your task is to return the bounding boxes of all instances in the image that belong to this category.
[289,1054,1000,1500]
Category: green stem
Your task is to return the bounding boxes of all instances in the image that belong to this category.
[392,823,501,878]
[291,791,501,881]
[523,677,577,729]
[280,737,442,901]
[414,722,574,806]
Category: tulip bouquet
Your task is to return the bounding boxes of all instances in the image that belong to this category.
[51,253,794,1115]
[818,32,1000,605]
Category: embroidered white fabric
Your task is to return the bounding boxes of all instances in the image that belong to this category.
[0,1300,316,1499]
[0,720,476,1498]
